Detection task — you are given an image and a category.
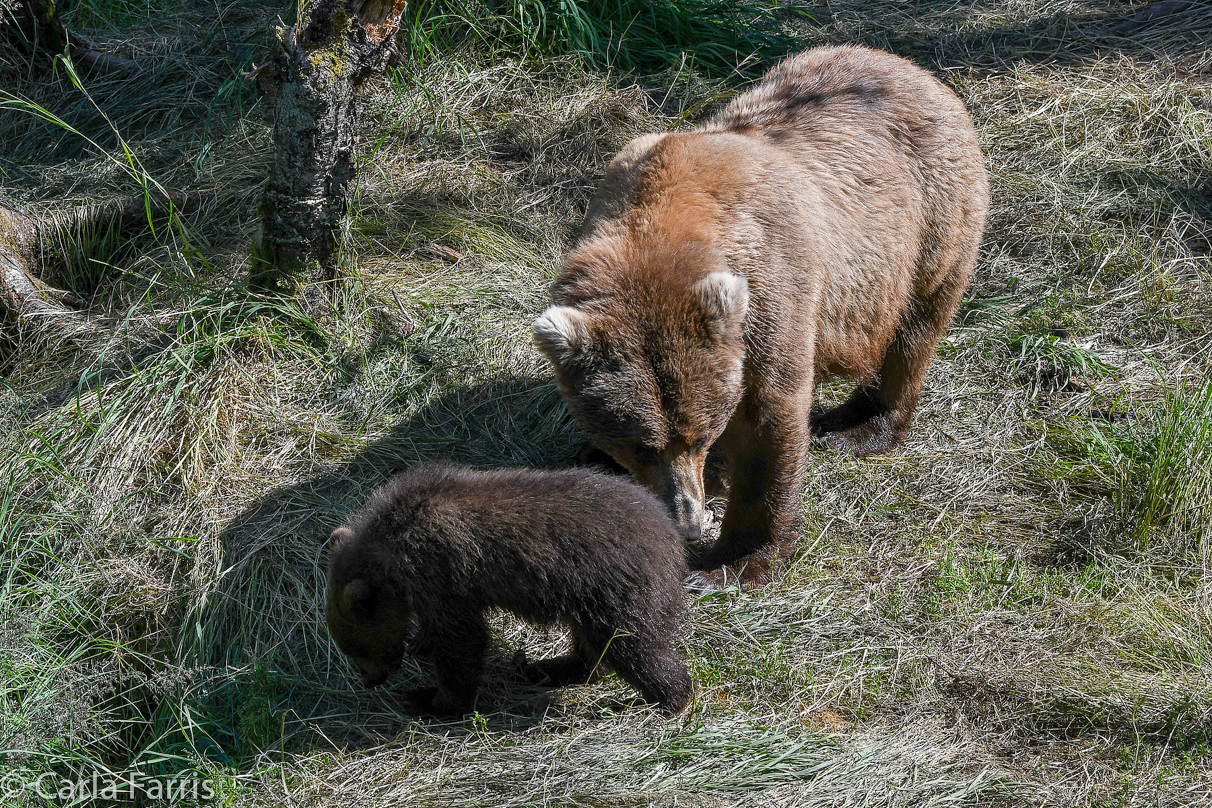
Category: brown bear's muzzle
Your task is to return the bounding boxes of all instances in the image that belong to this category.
[358,658,400,688]
[656,452,706,542]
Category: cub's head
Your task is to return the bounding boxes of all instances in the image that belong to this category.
[325,527,410,688]
[534,263,748,540]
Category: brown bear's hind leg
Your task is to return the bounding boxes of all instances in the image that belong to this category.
[812,275,971,458]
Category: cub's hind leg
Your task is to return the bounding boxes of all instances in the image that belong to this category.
[515,623,607,688]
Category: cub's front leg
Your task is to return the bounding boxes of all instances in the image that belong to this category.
[408,615,488,716]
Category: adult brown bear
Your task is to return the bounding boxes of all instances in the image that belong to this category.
[533,46,989,590]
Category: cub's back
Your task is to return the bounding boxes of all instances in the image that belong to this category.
[429,465,681,553]
[377,464,686,620]
[357,464,684,575]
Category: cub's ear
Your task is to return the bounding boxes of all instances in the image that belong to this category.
[694,271,749,337]
[532,305,589,363]
[329,527,355,550]
[340,578,374,618]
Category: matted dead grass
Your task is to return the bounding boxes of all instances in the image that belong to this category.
[1,1,1210,806]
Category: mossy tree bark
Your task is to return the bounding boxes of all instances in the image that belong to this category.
[250,0,407,295]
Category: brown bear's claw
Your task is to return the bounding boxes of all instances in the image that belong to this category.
[684,568,733,594]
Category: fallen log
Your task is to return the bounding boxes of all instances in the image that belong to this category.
[0,193,203,322]
[4,0,140,75]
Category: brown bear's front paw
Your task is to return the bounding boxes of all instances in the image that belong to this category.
[684,559,772,593]
[812,420,904,458]
[684,567,732,593]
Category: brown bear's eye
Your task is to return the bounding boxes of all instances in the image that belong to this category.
[632,444,659,462]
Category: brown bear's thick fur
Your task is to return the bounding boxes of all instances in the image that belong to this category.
[325,462,693,716]
[533,46,989,590]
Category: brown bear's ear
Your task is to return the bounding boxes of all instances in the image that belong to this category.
[693,271,749,339]
[330,527,355,550]
[533,305,590,364]
[341,578,374,617]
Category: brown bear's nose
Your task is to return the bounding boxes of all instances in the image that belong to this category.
[668,487,703,542]
[361,668,390,688]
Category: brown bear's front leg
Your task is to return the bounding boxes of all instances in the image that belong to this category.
[411,616,488,716]
[690,398,810,591]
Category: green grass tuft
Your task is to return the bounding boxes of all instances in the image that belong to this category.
[1035,380,1212,562]
[402,0,807,78]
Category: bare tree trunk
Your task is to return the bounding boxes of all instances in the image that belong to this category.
[4,0,139,74]
[250,0,407,294]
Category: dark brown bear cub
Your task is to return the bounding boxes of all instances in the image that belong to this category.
[325,462,694,716]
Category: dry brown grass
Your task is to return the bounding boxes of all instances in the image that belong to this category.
[1,1,1211,806]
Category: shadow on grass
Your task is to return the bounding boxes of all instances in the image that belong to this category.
[184,378,588,762]
[825,1,1209,71]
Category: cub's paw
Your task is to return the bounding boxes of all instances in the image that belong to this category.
[513,651,596,687]
[405,687,473,717]
[403,686,438,713]
[511,650,548,685]
[657,678,696,718]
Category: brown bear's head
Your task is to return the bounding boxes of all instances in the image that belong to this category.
[325,527,410,688]
[533,256,748,541]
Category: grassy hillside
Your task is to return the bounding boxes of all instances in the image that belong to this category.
[1,1,1210,805]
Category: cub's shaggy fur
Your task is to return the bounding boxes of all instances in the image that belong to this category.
[534,46,990,589]
[325,463,693,716]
